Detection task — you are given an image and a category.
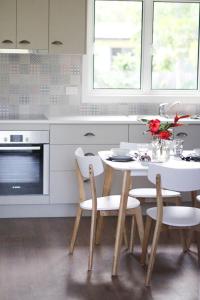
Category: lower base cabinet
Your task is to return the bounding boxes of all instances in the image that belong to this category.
[50,171,105,204]
[50,171,127,204]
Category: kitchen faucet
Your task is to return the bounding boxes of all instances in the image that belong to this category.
[159,101,181,118]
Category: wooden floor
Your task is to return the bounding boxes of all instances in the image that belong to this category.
[0,217,199,300]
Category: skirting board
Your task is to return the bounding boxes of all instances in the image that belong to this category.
[0,204,79,218]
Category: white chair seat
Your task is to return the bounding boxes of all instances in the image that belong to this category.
[196,195,200,202]
[129,188,180,199]
[80,195,140,211]
[147,206,200,227]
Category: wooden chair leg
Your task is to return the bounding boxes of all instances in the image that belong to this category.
[129,216,136,253]
[123,221,129,249]
[135,207,144,247]
[141,215,152,265]
[179,229,188,252]
[88,209,98,271]
[145,219,162,286]
[194,230,200,265]
[112,170,130,276]
[69,207,82,254]
[191,191,197,207]
[174,197,187,252]
[95,214,104,245]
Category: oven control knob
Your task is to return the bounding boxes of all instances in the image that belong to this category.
[25,137,29,142]
[4,137,7,142]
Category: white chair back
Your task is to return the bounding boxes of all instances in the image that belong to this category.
[148,161,200,192]
[75,147,104,178]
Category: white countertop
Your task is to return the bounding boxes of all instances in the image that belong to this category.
[0,115,199,124]
[49,115,134,124]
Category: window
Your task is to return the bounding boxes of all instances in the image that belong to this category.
[152,2,199,90]
[83,0,200,103]
[93,0,142,89]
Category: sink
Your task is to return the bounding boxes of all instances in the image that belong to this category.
[190,114,200,120]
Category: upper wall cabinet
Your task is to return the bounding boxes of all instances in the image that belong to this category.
[0,0,17,48]
[49,0,86,54]
[17,0,48,49]
[0,0,86,53]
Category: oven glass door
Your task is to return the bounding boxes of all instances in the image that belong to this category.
[0,144,43,195]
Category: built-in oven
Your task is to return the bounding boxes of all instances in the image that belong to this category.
[0,131,49,195]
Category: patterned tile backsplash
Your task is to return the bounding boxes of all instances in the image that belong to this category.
[0,53,199,117]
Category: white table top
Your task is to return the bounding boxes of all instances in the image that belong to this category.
[98,150,200,176]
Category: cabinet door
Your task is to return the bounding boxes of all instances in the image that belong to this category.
[129,125,151,143]
[50,144,118,171]
[17,0,48,49]
[49,0,86,54]
[50,171,123,204]
[0,0,16,48]
[50,171,103,204]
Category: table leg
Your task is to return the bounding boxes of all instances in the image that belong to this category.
[112,170,130,276]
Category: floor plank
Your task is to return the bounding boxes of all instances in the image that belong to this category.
[0,217,199,300]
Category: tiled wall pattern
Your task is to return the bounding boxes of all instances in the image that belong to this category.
[0,53,82,117]
[0,53,199,117]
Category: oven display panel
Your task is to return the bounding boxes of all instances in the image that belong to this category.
[10,135,23,143]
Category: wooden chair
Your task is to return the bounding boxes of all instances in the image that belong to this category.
[141,161,200,286]
[120,142,182,252]
[69,147,144,272]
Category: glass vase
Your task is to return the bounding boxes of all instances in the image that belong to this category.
[151,138,170,162]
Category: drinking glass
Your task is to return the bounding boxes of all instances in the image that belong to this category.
[137,143,149,159]
[173,139,184,157]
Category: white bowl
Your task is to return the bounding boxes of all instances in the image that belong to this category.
[110,148,130,156]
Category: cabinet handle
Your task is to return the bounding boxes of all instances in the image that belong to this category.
[84,132,95,137]
[2,39,13,44]
[83,178,89,183]
[51,41,63,45]
[85,152,95,156]
[19,40,31,44]
[176,132,188,137]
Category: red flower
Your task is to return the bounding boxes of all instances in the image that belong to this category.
[158,130,172,140]
[174,113,190,123]
[149,119,160,133]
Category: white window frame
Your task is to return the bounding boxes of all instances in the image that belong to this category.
[82,0,200,103]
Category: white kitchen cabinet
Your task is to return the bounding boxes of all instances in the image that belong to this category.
[50,144,118,171]
[129,124,151,143]
[0,0,84,52]
[50,171,80,204]
[17,0,48,49]
[50,170,123,204]
[50,171,106,204]
[49,0,86,54]
[50,124,128,145]
[50,124,128,204]
[129,124,200,149]
[0,0,16,48]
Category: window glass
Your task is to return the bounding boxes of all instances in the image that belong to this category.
[93,0,143,89]
[152,2,199,90]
